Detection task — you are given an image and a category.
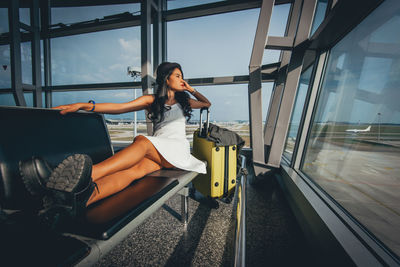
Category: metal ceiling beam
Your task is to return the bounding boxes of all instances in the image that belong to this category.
[48,0,141,8]
[265,36,294,50]
[26,73,278,93]
[188,74,276,86]
[47,15,141,38]
[165,0,262,22]
[45,82,141,92]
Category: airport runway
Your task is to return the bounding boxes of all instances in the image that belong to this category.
[303,138,400,255]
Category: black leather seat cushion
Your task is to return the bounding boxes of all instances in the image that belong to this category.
[0,106,113,209]
[65,174,179,239]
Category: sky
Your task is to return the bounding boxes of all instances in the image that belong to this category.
[1,1,397,124]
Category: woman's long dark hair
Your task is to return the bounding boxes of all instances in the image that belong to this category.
[148,62,192,123]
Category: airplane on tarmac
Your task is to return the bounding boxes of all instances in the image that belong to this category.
[346,125,371,133]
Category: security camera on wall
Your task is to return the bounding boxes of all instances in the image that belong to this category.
[127,66,141,80]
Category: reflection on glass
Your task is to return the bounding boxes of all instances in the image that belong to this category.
[41,40,44,86]
[167,9,259,78]
[303,0,400,256]
[53,89,145,142]
[262,82,274,130]
[0,45,11,89]
[51,27,140,85]
[51,4,140,25]
[24,92,33,107]
[283,66,313,160]
[0,8,8,33]
[21,42,32,84]
[270,4,291,37]
[0,93,15,106]
[20,8,30,26]
[167,0,226,10]
[310,0,328,36]
[194,84,250,147]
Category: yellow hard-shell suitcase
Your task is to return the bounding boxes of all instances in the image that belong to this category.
[192,108,237,199]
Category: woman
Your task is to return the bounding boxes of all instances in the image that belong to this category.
[26,62,210,217]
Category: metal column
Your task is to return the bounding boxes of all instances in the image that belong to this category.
[248,0,275,175]
[41,0,52,108]
[266,0,317,167]
[9,0,26,106]
[31,0,42,107]
[141,0,155,135]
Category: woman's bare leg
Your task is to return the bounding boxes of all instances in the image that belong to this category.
[91,135,170,181]
[87,157,164,205]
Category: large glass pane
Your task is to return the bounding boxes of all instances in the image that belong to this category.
[0,45,11,89]
[262,82,274,129]
[283,65,313,160]
[0,8,8,33]
[167,9,259,78]
[310,0,328,36]
[21,41,32,84]
[51,4,140,26]
[302,0,400,256]
[167,0,226,10]
[20,8,30,26]
[24,92,33,107]
[191,84,250,147]
[0,93,16,106]
[270,4,291,37]
[262,49,281,66]
[51,27,140,85]
[53,89,145,142]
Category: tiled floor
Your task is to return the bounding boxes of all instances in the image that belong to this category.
[96,168,314,267]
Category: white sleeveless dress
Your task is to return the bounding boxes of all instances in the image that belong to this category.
[142,103,206,174]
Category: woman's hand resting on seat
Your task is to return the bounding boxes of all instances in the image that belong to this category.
[53,103,89,115]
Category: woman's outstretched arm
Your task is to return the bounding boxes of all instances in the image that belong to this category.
[53,95,155,115]
[183,81,211,109]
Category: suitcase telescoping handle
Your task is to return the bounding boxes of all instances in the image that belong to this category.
[199,107,210,138]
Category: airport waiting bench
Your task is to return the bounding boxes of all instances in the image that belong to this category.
[0,106,198,266]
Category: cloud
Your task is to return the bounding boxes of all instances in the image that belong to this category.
[109,63,124,71]
[118,38,141,62]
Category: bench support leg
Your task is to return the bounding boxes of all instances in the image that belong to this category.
[178,186,189,226]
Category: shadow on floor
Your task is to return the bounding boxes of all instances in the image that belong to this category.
[246,171,318,267]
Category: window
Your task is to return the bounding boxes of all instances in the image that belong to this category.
[167,9,259,78]
[53,89,145,142]
[19,8,30,26]
[21,41,32,85]
[302,0,400,256]
[51,27,141,85]
[0,8,8,33]
[269,4,291,37]
[0,93,15,106]
[283,65,313,160]
[0,45,10,89]
[310,0,328,36]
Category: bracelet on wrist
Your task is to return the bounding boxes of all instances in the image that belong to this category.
[190,89,197,95]
[88,100,95,111]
